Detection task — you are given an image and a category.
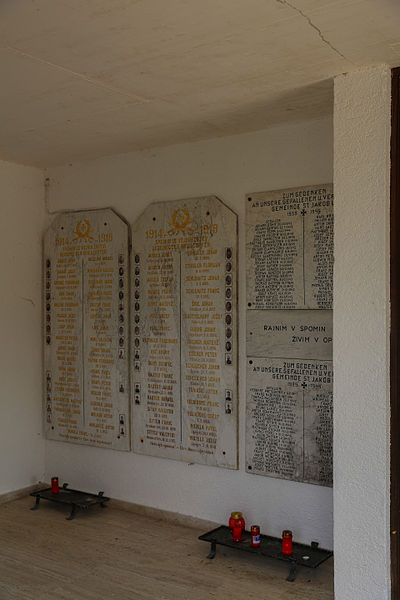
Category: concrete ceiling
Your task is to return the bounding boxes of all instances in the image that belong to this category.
[0,0,400,167]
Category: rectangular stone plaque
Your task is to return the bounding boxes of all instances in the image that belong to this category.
[246,357,332,486]
[246,184,334,310]
[44,209,130,450]
[132,196,238,468]
[245,185,333,487]
[247,310,332,360]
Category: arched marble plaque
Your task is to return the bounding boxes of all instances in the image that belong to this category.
[132,196,238,468]
[44,209,130,450]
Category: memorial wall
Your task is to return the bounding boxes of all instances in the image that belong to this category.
[132,196,238,468]
[246,185,334,486]
[43,119,334,551]
[43,186,331,483]
[44,209,130,450]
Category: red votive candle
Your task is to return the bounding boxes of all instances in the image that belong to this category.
[51,477,59,494]
[251,525,261,548]
[232,524,243,542]
[229,511,246,542]
[282,530,293,555]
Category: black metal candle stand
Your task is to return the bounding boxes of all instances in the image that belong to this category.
[30,483,109,520]
[199,525,332,582]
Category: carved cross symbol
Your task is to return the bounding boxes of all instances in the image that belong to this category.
[301,382,308,389]
[301,209,307,216]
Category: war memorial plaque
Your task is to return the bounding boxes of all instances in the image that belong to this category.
[44,209,130,450]
[246,185,333,310]
[245,185,333,486]
[246,358,333,485]
[132,196,238,468]
[247,310,332,361]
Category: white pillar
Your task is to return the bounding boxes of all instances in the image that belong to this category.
[333,65,391,599]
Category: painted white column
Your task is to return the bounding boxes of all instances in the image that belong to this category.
[0,160,47,494]
[333,65,391,599]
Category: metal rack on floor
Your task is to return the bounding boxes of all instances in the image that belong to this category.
[199,525,333,582]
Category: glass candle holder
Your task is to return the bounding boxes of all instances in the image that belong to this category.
[51,477,59,494]
[282,530,293,555]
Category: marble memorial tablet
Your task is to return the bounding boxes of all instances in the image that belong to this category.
[246,357,333,486]
[245,184,333,487]
[246,184,333,310]
[247,310,332,361]
[132,196,238,468]
[44,209,130,450]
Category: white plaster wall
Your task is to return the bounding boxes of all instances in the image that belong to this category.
[333,65,391,599]
[45,117,334,548]
[0,160,46,494]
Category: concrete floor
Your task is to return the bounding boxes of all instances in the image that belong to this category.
[0,496,333,599]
